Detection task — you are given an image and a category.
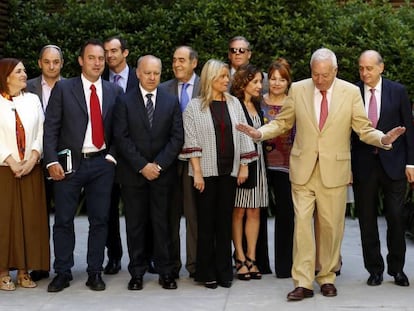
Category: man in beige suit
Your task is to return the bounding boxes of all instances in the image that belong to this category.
[237,48,405,301]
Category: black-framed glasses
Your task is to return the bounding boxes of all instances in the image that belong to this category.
[229,47,250,54]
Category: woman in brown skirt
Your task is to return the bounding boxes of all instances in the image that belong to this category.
[0,58,49,290]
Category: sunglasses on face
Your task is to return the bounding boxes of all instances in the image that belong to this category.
[229,48,250,54]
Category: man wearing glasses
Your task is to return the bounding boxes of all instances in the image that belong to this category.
[228,36,268,92]
[228,36,252,77]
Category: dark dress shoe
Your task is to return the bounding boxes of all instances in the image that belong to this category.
[218,281,232,288]
[367,273,383,286]
[393,272,409,287]
[287,287,314,301]
[47,274,72,292]
[104,259,121,275]
[159,275,177,289]
[128,277,143,290]
[189,272,196,279]
[30,270,49,282]
[320,283,337,297]
[204,281,218,289]
[86,273,105,291]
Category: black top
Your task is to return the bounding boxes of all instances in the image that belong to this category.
[210,100,234,175]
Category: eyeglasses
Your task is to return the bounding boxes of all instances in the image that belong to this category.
[229,48,250,54]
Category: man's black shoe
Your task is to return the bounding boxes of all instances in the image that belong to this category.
[159,275,177,289]
[393,272,409,287]
[104,259,121,275]
[367,273,383,286]
[86,273,106,291]
[128,277,143,290]
[30,270,49,282]
[47,274,72,292]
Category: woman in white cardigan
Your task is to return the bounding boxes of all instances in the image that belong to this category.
[180,59,257,289]
[0,58,49,291]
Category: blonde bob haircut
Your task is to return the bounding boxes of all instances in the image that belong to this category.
[199,59,230,110]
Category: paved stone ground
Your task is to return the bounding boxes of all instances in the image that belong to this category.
[1,216,414,311]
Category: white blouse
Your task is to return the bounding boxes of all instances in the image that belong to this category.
[0,92,44,165]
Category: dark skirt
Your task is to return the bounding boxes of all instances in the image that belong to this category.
[0,164,49,271]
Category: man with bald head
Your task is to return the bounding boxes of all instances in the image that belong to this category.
[352,50,414,288]
[27,44,64,112]
[27,44,65,282]
[113,55,183,290]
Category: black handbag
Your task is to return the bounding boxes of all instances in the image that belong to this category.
[239,160,257,189]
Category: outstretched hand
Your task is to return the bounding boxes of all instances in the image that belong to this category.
[236,123,262,140]
[381,126,406,145]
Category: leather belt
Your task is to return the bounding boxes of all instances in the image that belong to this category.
[82,150,106,159]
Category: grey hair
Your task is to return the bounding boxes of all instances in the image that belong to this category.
[310,48,337,69]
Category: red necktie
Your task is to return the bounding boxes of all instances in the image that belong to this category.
[368,88,378,128]
[90,84,104,148]
[319,90,328,130]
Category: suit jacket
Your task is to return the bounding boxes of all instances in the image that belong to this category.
[259,78,387,188]
[26,75,66,110]
[352,78,414,180]
[159,74,200,99]
[43,77,122,171]
[113,85,184,186]
[102,65,138,92]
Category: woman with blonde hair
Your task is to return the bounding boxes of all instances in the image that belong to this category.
[180,59,257,289]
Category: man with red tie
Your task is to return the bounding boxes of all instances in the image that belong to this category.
[43,39,122,292]
[352,50,414,288]
[237,48,406,301]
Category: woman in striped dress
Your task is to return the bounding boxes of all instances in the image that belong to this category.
[231,64,268,280]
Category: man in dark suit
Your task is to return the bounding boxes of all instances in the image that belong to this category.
[101,36,139,275]
[44,39,122,292]
[26,44,65,282]
[159,45,200,279]
[113,55,183,290]
[352,50,414,287]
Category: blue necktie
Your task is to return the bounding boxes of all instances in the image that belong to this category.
[180,83,190,112]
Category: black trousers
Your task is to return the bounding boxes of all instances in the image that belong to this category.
[195,175,236,283]
[268,170,294,278]
[105,183,123,261]
[353,156,407,275]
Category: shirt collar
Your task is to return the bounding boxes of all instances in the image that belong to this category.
[179,72,196,86]
[109,65,129,82]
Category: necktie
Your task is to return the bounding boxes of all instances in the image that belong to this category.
[368,88,378,128]
[113,74,121,86]
[90,84,104,148]
[319,90,328,130]
[180,83,190,112]
[146,93,154,127]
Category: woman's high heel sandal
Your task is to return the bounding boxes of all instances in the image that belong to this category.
[246,257,262,280]
[0,275,16,291]
[17,273,37,288]
[235,259,251,281]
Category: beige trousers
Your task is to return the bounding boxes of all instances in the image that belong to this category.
[291,161,347,290]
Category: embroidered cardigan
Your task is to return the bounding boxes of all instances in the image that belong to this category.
[180,94,257,177]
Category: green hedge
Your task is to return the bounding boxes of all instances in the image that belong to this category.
[5,0,414,102]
